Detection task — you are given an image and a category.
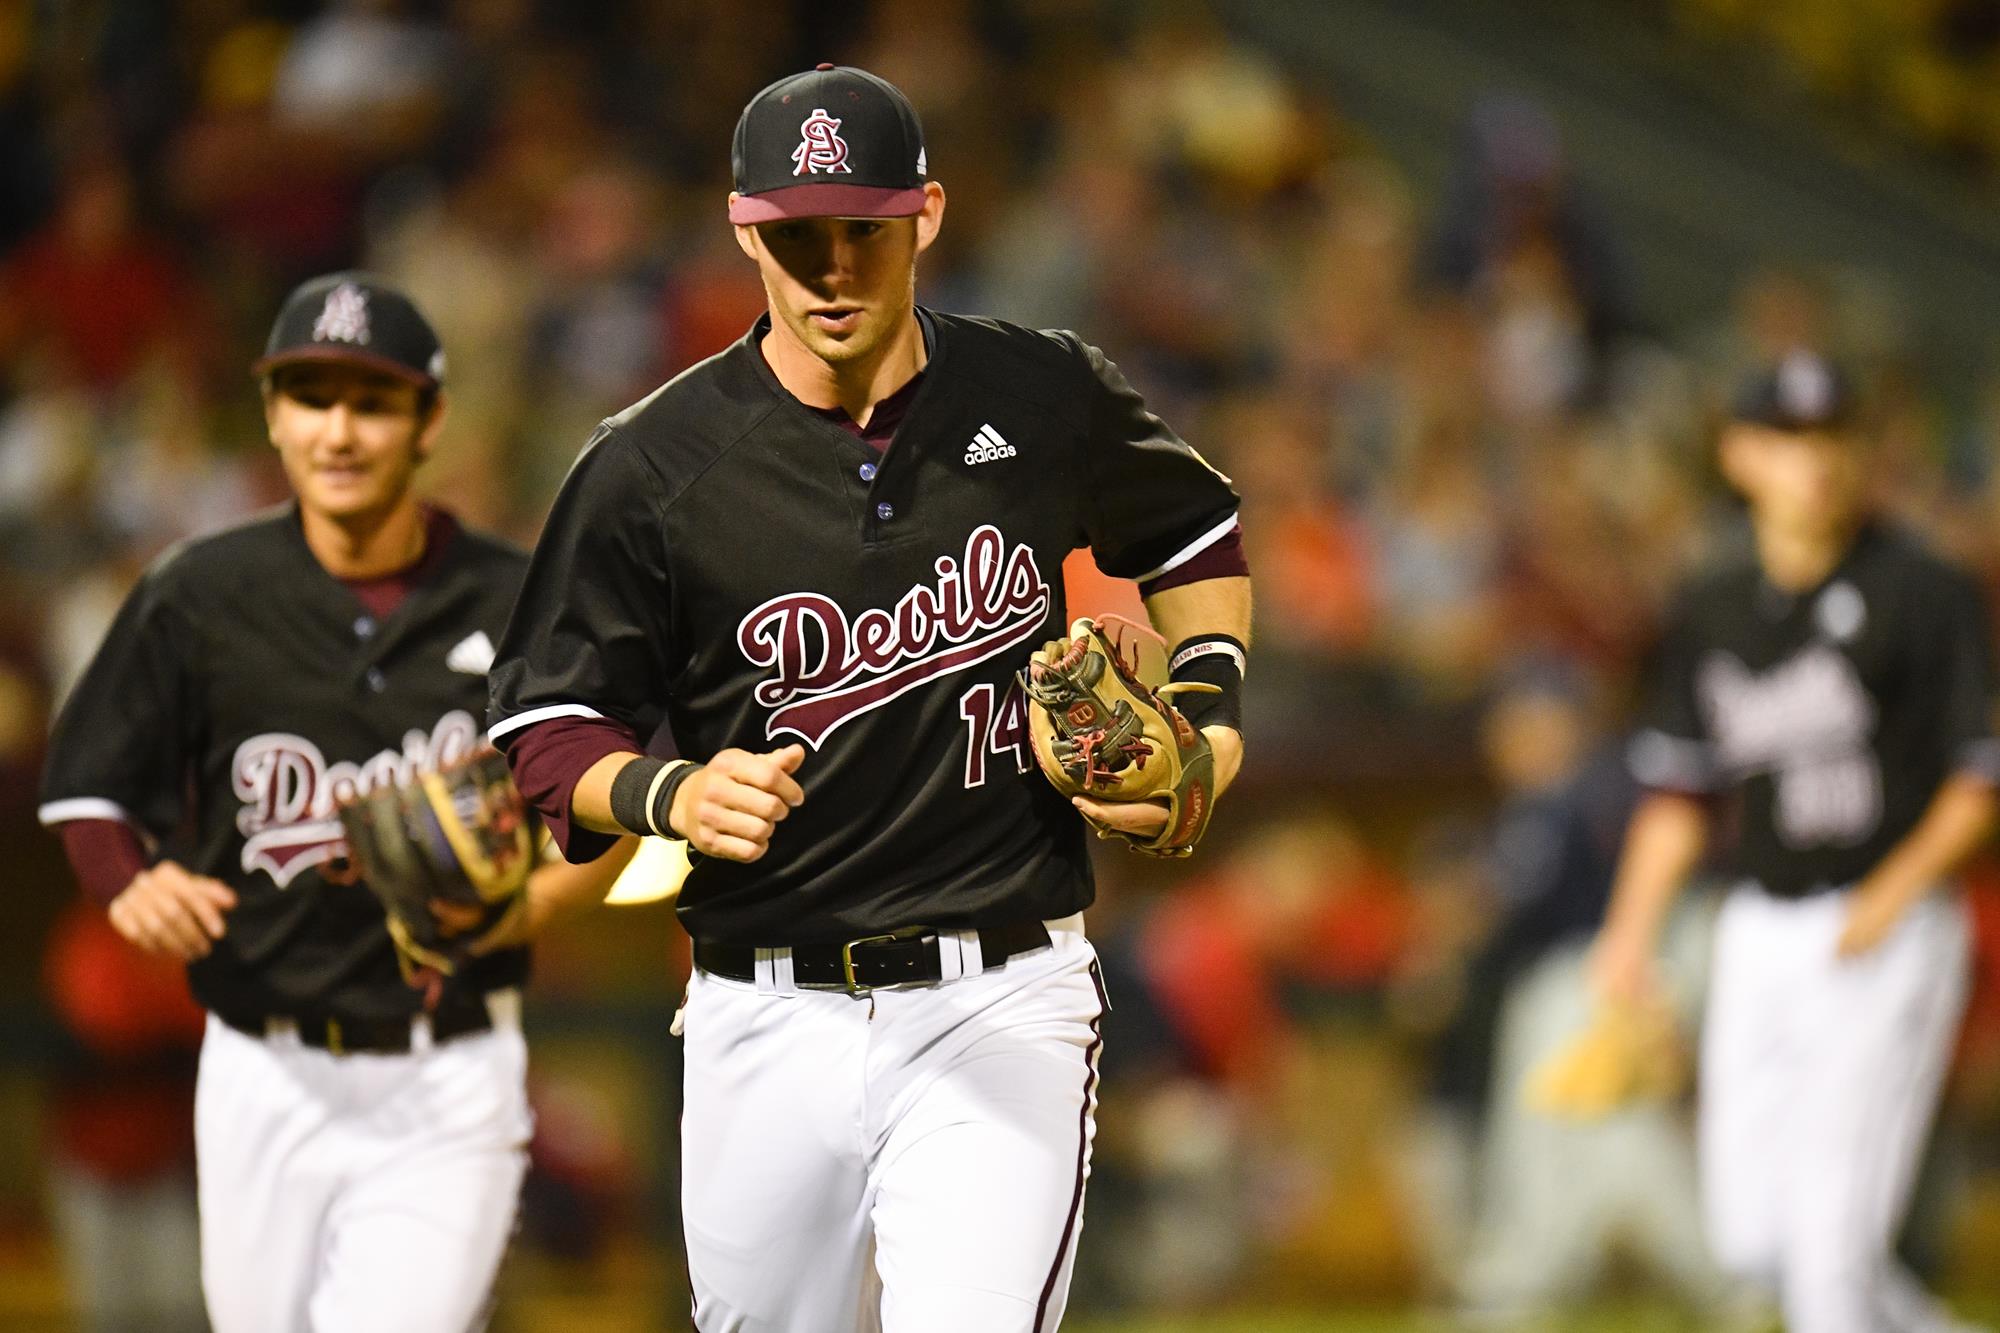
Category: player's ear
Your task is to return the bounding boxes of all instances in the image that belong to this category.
[913,181,946,257]
[414,390,449,462]
[729,198,760,261]
[259,377,283,447]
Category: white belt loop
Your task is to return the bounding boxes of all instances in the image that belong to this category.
[936,931,967,983]
[485,987,523,1030]
[958,928,984,977]
[755,947,797,995]
[1045,912,1086,938]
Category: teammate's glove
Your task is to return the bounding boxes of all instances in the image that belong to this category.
[336,748,534,988]
[1020,617,1219,858]
[1522,997,1687,1121]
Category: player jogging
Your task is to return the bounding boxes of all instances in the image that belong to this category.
[1591,351,1998,1333]
[490,65,1253,1331]
[39,273,632,1332]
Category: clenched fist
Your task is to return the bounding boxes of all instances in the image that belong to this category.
[109,861,237,961]
[669,744,806,863]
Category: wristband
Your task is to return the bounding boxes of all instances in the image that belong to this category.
[650,761,699,838]
[608,757,666,836]
[608,758,699,838]
[1168,634,1245,732]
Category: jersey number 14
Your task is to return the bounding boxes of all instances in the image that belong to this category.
[959,682,1033,788]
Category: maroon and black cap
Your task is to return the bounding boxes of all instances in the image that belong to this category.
[729,64,928,224]
[1731,349,1856,431]
[252,271,447,390]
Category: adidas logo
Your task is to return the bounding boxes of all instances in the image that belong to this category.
[964,424,1016,465]
[446,630,496,675]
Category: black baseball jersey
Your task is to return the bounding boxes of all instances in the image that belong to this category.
[1629,521,2000,897]
[40,505,531,1020]
[490,310,1239,946]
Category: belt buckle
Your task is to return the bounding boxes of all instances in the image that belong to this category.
[840,933,899,995]
[324,1017,345,1056]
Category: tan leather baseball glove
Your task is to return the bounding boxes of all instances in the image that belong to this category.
[1020,617,1218,857]
[336,748,534,983]
[1523,997,1688,1120]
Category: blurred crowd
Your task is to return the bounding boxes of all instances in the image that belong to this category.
[6,0,2000,1326]
[1677,0,2000,178]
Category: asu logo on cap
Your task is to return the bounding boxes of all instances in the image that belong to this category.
[793,109,852,177]
[729,65,928,223]
[311,282,372,346]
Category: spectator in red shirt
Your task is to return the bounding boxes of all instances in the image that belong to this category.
[0,154,207,400]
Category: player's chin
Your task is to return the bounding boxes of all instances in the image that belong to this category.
[302,478,398,522]
[798,317,880,362]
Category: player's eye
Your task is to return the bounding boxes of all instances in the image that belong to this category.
[847,221,884,239]
[772,223,811,245]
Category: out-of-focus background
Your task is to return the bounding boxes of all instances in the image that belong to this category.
[5,0,2000,1329]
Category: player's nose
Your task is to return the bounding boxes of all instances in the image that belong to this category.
[823,236,860,283]
[320,400,361,446]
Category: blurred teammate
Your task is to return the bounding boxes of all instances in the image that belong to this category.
[1593,351,1997,1332]
[39,274,632,1332]
[491,65,1251,1331]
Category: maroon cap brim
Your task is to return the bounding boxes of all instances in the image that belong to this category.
[729,183,927,223]
[251,347,439,389]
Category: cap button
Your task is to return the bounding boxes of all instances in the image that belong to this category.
[816,62,835,71]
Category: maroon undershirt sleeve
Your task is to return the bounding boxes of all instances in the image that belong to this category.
[57,819,148,907]
[498,714,645,863]
[1137,522,1248,598]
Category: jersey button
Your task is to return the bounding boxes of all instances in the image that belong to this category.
[365,667,386,693]
[353,616,376,639]
[858,462,878,482]
[875,501,894,521]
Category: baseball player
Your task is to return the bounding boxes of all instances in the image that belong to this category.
[39,273,633,1333]
[1591,351,1998,1332]
[489,64,1252,1331]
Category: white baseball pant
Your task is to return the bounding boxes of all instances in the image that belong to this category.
[679,914,1105,1333]
[1700,884,1972,1333]
[194,994,532,1333]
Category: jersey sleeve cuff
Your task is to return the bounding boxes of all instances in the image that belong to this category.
[488,702,609,744]
[500,713,643,863]
[1138,521,1247,597]
[1131,512,1241,585]
[39,796,137,826]
[38,798,159,852]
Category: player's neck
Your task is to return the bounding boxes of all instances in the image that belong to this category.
[763,307,926,425]
[1754,517,1859,593]
[300,498,429,580]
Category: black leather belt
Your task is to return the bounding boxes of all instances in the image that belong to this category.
[694,920,1052,993]
[215,994,497,1056]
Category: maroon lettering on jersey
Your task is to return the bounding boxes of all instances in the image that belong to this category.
[229,709,480,887]
[737,525,1050,748]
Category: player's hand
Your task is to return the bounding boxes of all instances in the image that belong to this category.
[1836,882,1913,959]
[1071,725,1242,838]
[1587,924,1662,1008]
[461,837,643,956]
[449,892,534,957]
[670,744,806,863]
[107,861,237,961]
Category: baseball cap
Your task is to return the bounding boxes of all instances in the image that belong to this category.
[1731,350,1856,431]
[252,271,447,390]
[729,64,928,224]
